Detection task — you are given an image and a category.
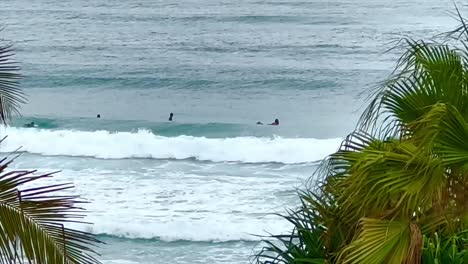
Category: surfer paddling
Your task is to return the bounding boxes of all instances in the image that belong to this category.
[269,119,279,126]
[256,118,279,126]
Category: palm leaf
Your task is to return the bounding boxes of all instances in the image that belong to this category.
[338,218,420,264]
[0,155,101,264]
[358,39,468,136]
[254,194,328,264]
[0,41,25,124]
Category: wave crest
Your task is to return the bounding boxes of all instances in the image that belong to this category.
[0,127,340,164]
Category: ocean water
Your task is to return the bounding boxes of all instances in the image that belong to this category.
[0,0,466,263]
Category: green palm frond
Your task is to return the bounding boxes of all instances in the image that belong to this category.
[332,134,444,222]
[338,218,419,264]
[0,42,25,124]
[339,218,420,264]
[0,155,101,264]
[433,107,468,167]
[359,39,468,136]
[254,194,329,264]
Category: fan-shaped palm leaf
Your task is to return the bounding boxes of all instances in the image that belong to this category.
[338,218,419,264]
[0,154,101,264]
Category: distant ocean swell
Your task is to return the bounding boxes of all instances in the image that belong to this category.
[0,127,341,164]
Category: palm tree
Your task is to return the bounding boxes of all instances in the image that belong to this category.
[255,17,468,264]
[0,38,101,262]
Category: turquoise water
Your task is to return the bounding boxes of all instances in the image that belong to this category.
[11,116,308,138]
[0,0,466,263]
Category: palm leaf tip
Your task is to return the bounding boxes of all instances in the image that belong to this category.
[0,41,25,125]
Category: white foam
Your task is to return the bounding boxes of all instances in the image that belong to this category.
[78,216,291,242]
[20,165,313,243]
[0,127,341,164]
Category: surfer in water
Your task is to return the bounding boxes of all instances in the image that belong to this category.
[24,122,35,128]
[269,119,279,126]
[97,114,101,118]
[256,119,279,125]
[169,112,174,121]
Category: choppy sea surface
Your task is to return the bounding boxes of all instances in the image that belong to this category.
[0,0,466,263]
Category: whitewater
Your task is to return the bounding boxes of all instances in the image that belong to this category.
[3,124,336,249]
[9,137,320,251]
[0,127,341,164]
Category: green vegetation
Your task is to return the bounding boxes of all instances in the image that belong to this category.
[0,38,101,262]
[256,20,468,264]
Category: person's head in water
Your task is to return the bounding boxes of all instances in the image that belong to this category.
[169,113,174,121]
[97,114,101,118]
[24,121,35,128]
[270,119,279,126]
